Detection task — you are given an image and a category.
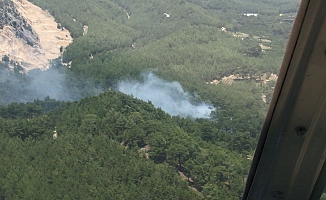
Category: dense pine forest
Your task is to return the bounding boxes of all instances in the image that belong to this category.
[0,0,300,199]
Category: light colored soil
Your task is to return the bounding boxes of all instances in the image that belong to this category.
[207,73,278,85]
[259,43,272,50]
[83,25,88,35]
[220,27,272,50]
[0,0,73,71]
[139,145,150,159]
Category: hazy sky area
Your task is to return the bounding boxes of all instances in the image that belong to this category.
[118,72,215,119]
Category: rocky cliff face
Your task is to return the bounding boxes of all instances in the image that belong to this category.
[0,0,39,46]
[0,0,73,71]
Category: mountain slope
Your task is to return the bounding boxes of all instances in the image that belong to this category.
[0,92,253,199]
[0,0,300,198]
[0,0,72,71]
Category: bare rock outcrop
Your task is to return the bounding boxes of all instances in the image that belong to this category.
[207,73,278,85]
[0,0,39,46]
[0,0,73,71]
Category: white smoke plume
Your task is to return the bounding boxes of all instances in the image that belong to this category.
[0,65,102,105]
[117,72,215,119]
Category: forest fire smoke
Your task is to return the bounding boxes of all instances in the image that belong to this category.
[117,72,215,119]
[0,66,102,105]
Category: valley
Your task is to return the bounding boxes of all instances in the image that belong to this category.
[0,0,300,199]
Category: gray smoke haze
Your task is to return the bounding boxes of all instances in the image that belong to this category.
[0,66,102,105]
[28,68,67,100]
[118,73,215,119]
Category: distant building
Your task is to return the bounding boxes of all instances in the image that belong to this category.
[243,13,258,17]
[163,13,170,18]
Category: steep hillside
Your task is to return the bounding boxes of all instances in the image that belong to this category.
[0,0,72,71]
[0,91,254,199]
[0,0,300,144]
[0,0,300,199]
